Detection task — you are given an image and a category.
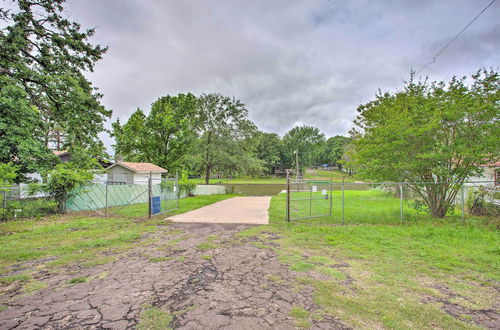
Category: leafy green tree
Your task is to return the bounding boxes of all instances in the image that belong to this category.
[195,94,262,183]
[0,163,17,187]
[112,94,198,174]
[318,135,351,169]
[255,132,284,174]
[0,0,111,158]
[282,126,325,174]
[0,76,55,182]
[351,69,499,217]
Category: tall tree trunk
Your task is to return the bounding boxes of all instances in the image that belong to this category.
[205,165,211,184]
[204,132,212,184]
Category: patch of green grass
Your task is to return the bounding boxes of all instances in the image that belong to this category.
[201,255,211,260]
[316,267,346,280]
[290,260,316,272]
[238,191,500,328]
[266,274,284,284]
[82,256,116,267]
[22,280,47,293]
[110,194,240,218]
[289,306,311,328]
[175,256,186,262]
[0,274,31,285]
[137,305,172,330]
[0,194,233,274]
[196,234,220,251]
[304,169,361,183]
[0,305,7,312]
[67,276,87,284]
[157,237,186,250]
[196,242,218,251]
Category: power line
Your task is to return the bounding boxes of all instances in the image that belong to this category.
[416,0,496,74]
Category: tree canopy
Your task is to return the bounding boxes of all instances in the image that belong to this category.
[254,132,284,174]
[112,93,198,174]
[350,69,500,217]
[194,93,261,183]
[0,0,111,180]
[282,125,325,174]
[318,135,351,169]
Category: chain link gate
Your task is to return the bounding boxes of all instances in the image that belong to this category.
[286,178,333,221]
[150,178,179,216]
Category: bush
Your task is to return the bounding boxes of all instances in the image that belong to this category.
[1,198,58,220]
[178,170,196,197]
[29,163,94,213]
[467,187,500,217]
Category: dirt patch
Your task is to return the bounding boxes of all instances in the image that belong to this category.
[422,283,500,329]
[0,223,344,329]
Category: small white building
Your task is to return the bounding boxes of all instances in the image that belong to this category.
[465,162,499,187]
[106,162,167,185]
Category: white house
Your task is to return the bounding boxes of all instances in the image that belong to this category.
[465,162,499,187]
[105,162,167,185]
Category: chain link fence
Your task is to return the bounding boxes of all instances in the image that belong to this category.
[286,179,499,224]
[0,186,58,221]
[66,176,179,218]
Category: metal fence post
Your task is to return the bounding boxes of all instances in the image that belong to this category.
[286,176,290,222]
[176,179,179,210]
[309,184,312,218]
[148,177,152,218]
[105,181,108,218]
[400,183,403,224]
[461,185,465,223]
[341,178,345,225]
[329,181,333,218]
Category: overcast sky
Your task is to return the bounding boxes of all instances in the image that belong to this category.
[65,0,499,151]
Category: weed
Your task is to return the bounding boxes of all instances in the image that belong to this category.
[67,276,87,284]
[22,280,47,293]
[201,255,211,260]
[196,242,218,251]
[266,274,284,284]
[0,274,31,285]
[137,305,172,330]
[289,306,311,328]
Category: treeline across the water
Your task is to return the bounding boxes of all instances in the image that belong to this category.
[112,93,351,183]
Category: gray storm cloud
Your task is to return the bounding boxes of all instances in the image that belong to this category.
[65,0,500,151]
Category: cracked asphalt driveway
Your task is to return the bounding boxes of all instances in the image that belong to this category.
[0,222,341,329]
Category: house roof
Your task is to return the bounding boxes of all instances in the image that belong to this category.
[52,150,69,156]
[480,161,500,168]
[107,161,167,173]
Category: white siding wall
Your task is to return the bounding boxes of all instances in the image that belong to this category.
[133,173,162,185]
[107,166,134,184]
[465,166,496,187]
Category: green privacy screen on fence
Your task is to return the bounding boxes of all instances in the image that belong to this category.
[66,183,227,212]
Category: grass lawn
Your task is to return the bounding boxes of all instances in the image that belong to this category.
[287,189,484,224]
[240,191,500,329]
[0,194,235,274]
[304,168,361,182]
[106,193,238,218]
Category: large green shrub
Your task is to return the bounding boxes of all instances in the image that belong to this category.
[467,187,499,217]
[29,163,94,213]
[178,171,196,197]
